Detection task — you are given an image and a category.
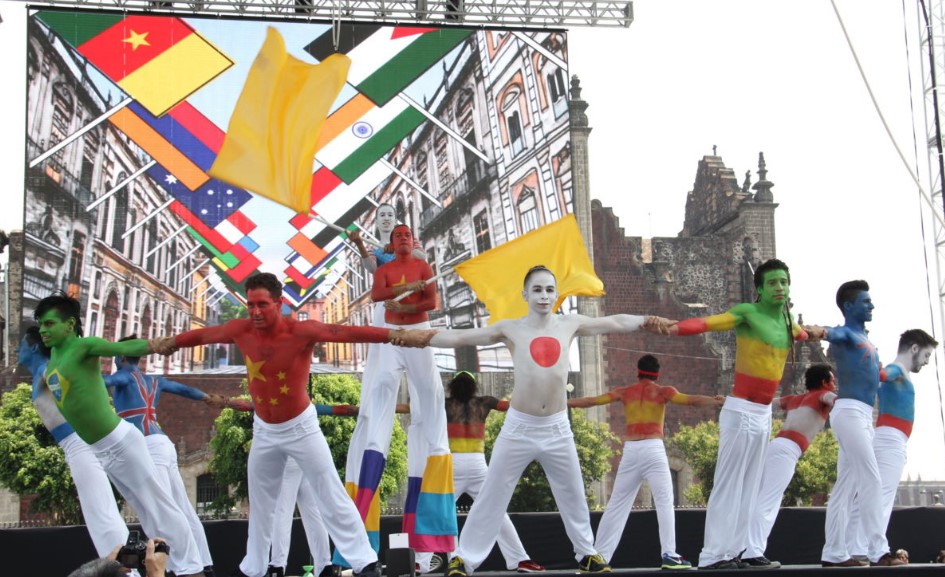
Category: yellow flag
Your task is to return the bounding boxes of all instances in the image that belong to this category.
[454,214,604,323]
[210,27,350,214]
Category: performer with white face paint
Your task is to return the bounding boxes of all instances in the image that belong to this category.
[429,266,658,577]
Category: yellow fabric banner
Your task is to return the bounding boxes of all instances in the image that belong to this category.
[210,27,350,214]
[454,214,605,323]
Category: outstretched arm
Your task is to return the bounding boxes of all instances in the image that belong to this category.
[295,320,396,344]
[568,392,616,409]
[175,321,240,348]
[83,337,151,359]
[158,378,206,401]
[575,314,647,337]
[683,394,725,407]
[429,322,507,348]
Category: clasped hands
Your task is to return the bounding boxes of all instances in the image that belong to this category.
[389,328,437,348]
[643,315,678,335]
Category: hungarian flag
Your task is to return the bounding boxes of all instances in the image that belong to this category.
[305,24,472,107]
[455,215,605,323]
[36,11,232,116]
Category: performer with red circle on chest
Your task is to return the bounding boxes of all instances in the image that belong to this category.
[430,265,662,577]
[161,272,431,577]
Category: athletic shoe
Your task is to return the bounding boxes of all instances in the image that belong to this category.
[660,554,692,570]
[697,559,739,570]
[320,565,342,577]
[740,556,780,569]
[266,566,285,577]
[203,567,217,577]
[354,562,382,577]
[429,554,444,573]
[228,569,251,577]
[821,558,865,567]
[447,557,467,577]
[870,553,907,567]
[517,560,546,572]
[578,554,611,573]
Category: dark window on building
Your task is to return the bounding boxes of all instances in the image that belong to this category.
[473,210,491,254]
[507,111,523,156]
[196,473,225,516]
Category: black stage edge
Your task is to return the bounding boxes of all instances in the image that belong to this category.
[7,507,945,576]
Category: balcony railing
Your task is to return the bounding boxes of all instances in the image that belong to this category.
[420,159,496,230]
[26,138,93,208]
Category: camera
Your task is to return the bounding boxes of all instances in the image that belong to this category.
[118,530,170,572]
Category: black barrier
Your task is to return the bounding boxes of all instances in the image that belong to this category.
[6,508,945,576]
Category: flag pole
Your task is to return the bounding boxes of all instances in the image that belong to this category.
[308,213,385,249]
[30,97,133,168]
[392,268,453,302]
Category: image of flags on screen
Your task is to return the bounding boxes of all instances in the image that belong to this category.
[148,164,252,228]
[314,95,424,184]
[283,245,347,306]
[186,226,261,284]
[36,11,232,116]
[305,24,471,107]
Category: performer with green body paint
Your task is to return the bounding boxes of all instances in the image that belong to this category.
[648,258,808,570]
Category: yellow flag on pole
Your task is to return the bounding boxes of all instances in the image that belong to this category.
[210,27,350,214]
[454,214,604,323]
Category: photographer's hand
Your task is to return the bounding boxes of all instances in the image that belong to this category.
[145,538,168,577]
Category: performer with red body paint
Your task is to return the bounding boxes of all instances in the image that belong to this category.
[429,265,660,576]
[159,272,431,577]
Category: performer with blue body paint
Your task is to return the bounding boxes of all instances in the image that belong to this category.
[806,280,905,567]
[17,325,128,557]
[104,336,217,576]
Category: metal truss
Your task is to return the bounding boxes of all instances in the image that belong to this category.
[25,0,634,28]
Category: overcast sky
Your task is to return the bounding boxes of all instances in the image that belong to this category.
[2,0,944,482]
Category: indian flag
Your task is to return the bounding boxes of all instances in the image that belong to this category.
[36,11,232,116]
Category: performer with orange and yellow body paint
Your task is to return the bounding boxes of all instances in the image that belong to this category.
[648,258,807,570]
[568,354,723,571]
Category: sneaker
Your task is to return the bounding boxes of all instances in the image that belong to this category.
[660,554,692,570]
[267,566,285,577]
[203,568,217,577]
[698,559,739,570]
[578,554,611,573]
[229,569,251,577]
[820,558,865,567]
[354,563,382,577]
[740,556,780,569]
[429,554,444,573]
[320,565,342,577]
[517,560,546,572]
[870,553,906,567]
[447,557,467,577]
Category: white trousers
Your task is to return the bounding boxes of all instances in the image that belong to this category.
[822,400,887,563]
[456,409,595,574]
[240,405,376,577]
[698,397,771,567]
[92,420,204,576]
[270,457,331,573]
[146,434,213,571]
[595,439,678,562]
[59,432,128,557]
[744,436,802,559]
[845,426,908,557]
[449,453,529,569]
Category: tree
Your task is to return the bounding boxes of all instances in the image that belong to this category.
[0,384,83,523]
[218,296,248,323]
[667,419,838,506]
[207,374,408,515]
[483,407,618,512]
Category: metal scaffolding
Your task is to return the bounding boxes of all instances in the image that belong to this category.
[25,0,634,28]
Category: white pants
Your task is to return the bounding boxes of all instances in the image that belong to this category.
[59,432,128,557]
[698,397,771,567]
[744,436,802,559]
[845,426,908,557]
[595,439,678,561]
[456,409,595,574]
[91,420,204,576]
[146,434,213,571]
[444,453,529,569]
[822,400,887,563]
[240,405,376,577]
[270,457,331,573]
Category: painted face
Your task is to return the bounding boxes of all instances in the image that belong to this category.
[16,336,34,366]
[823,371,837,392]
[757,269,790,307]
[376,205,396,236]
[845,290,874,323]
[391,225,414,254]
[909,345,934,373]
[522,270,558,314]
[246,288,281,331]
[37,309,75,349]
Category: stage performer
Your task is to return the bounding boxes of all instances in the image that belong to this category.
[805,281,905,567]
[743,364,837,563]
[647,258,805,570]
[845,328,937,561]
[104,338,217,577]
[567,354,723,571]
[415,371,544,574]
[33,292,206,577]
[431,265,658,576]
[344,203,427,564]
[161,272,430,577]
[17,325,129,558]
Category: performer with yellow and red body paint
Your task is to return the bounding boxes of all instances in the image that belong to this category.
[647,258,807,570]
[568,354,723,571]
